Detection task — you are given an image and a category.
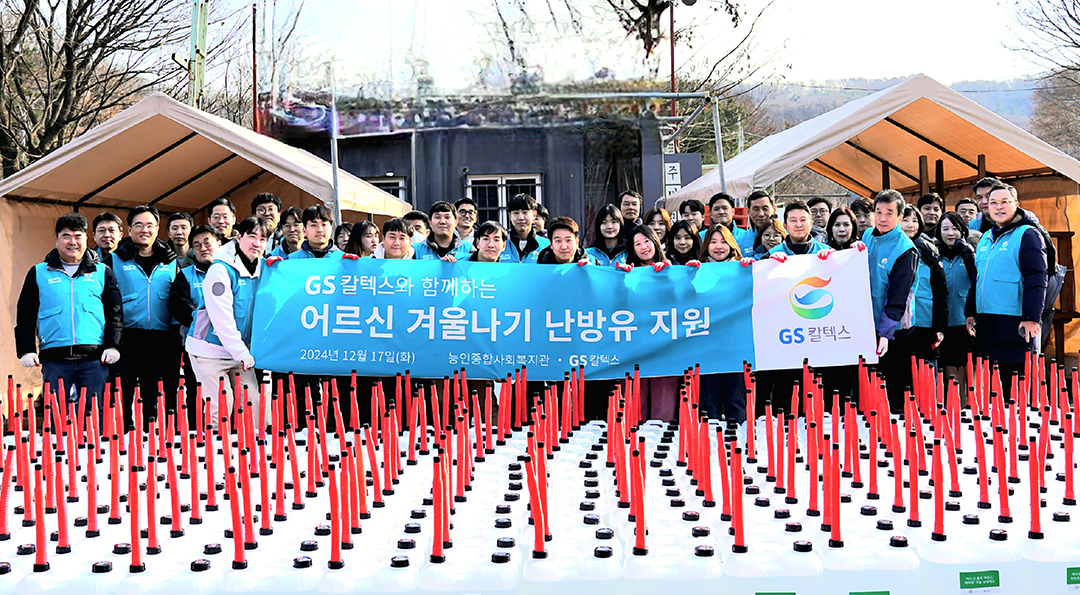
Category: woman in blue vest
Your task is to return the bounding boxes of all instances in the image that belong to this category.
[750,216,785,260]
[15,213,123,408]
[966,182,1048,396]
[899,205,949,369]
[186,217,271,428]
[935,212,976,401]
[111,205,180,430]
[585,204,628,266]
[665,219,702,265]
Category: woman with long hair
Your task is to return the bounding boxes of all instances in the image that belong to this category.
[334,222,353,252]
[665,219,702,265]
[826,207,858,250]
[643,207,672,243]
[751,217,786,259]
[344,220,380,257]
[700,223,743,262]
[935,211,976,403]
[585,204,628,266]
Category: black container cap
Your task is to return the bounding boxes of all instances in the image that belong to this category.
[666,489,681,497]
[495,518,512,529]
[585,490,601,500]
[1053,512,1070,522]
[682,511,700,521]
[300,540,319,552]
[508,463,522,471]
[0,563,9,575]
[754,497,770,507]
[293,557,312,569]
[497,537,516,548]
[793,540,813,553]
[989,529,1008,541]
[583,513,601,525]
[491,552,511,564]
[670,499,685,508]
[877,520,894,531]
[659,469,673,477]
[504,493,520,502]
[397,539,416,549]
[595,528,614,540]
[495,505,512,514]
[404,523,421,534]
[204,543,222,555]
[945,501,961,512]
[692,526,711,538]
[785,522,803,533]
[580,502,596,512]
[315,524,331,536]
[890,536,909,548]
[774,509,791,520]
[410,510,426,519]
[860,505,877,516]
[113,543,131,555]
[963,515,980,525]
[92,561,113,573]
[695,545,715,557]
[191,559,211,572]
[16,545,35,555]
[593,546,613,558]
[390,556,410,568]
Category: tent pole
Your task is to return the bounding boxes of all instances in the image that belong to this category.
[711,96,728,197]
[328,62,342,225]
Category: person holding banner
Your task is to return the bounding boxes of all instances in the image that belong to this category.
[537,217,596,265]
[826,207,858,251]
[468,221,508,263]
[966,181,1048,397]
[585,205,628,266]
[767,200,830,258]
[751,217,786,260]
[863,190,918,412]
[708,192,755,254]
[186,217,270,428]
[112,205,180,430]
[15,213,123,406]
[500,193,549,263]
[344,220,380,258]
[701,224,741,263]
[275,205,358,261]
[377,218,416,259]
[414,201,474,261]
[665,219,702,266]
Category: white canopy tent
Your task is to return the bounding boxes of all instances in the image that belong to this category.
[670,73,1080,203]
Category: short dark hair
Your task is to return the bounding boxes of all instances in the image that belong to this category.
[208,198,236,215]
[873,189,906,215]
[302,205,334,226]
[56,213,88,235]
[535,203,549,220]
[454,197,477,210]
[474,220,508,243]
[280,207,303,226]
[849,197,873,215]
[334,223,353,240]
[592,204,624,240]
[547,216,578,238]
[826,207,857,249]
[806,196,832,211]
[954,197,978,211]
[167,212,194,226]
[665,219,703,263]
[681,199,705,216]
[987,180,1017,199]
[708,193,735,210]
[251,192,282,212]
[402,210,430,229]
[344,220,379,256]
[507,193,538,213]
[429,201,457,218]
[188,224,221,244]
[235,216,274,239]
[783,200,811,223]
[128,205,160,225]
[916,193,944,211]
[618,190,643,208]
[972,177,999,193]
[382,217,411,237]
[747,190,774,206]
[93,212,123,230]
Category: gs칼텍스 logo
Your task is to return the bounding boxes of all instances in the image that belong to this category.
[790,276,834,319]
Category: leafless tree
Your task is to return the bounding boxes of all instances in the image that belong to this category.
[1013,0,1080,77]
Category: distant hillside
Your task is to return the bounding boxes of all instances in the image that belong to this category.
[755,77,1033,131]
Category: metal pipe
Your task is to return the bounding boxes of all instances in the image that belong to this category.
[542,91,708,100]
[711,97,728,195]
[328,62,342,224]
[661,101,708,143]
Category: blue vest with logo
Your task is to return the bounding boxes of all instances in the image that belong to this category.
[499,235,549,264]
[413,239,474,261]
[863,225,917,330]
[188,263,257,346]
[585,246,628,267]
[34,262,107,349]
[974,224,1032,317]
[769,238,828,257]
[112,253,176,331]
[179,264,207,335]
[911,258,934,328]
[286,244,345,260]
[941,254,972,328]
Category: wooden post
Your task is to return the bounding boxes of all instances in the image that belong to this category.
[977,154,986,180]
[882,161,891,191]
[935,159,945,197]
[919,156,930,197]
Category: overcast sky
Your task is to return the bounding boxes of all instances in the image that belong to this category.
[277,0,1042,92]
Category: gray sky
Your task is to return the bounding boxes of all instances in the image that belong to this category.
[279,0,1041,93]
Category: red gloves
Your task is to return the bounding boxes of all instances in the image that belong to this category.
[770,252,788,263]
[577,259,590,266]
[817,249,834,260]
[686,260,701,268]
[266,256,283,267]
[652,261,668,272]
[740,257,755,267]
[615,262,632,272]
[853,241,867,252]
[341,253,360,260]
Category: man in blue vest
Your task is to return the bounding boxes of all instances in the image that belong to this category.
[768,200,830,258]
[707,193,755,255]
[268,205,358,262]
[186,217,271,428]
[169,225,223,419]
[414,201,473,261]
[112,205,179,430]
[863,189,919,412]
[92,212,123,267]
[966,181,1048,394]
[15,213,123,406]
[500,193,549,263]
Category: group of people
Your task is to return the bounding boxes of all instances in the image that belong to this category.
[14,177,1053,431]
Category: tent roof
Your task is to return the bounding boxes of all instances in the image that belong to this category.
[0,92,408,217]
[671,74,1080,202]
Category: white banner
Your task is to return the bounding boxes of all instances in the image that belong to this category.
[751,249,878,371]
